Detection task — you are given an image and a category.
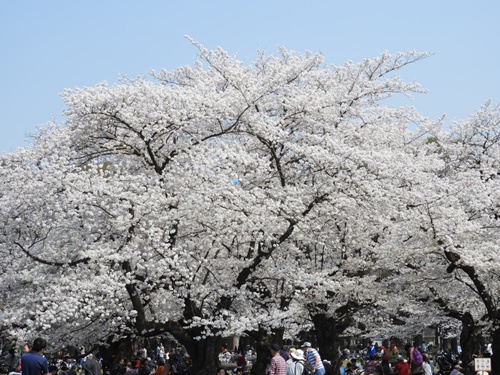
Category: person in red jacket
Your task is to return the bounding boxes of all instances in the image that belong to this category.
[393,356,410,375]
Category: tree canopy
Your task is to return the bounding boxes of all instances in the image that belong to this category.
[0,42,499,374]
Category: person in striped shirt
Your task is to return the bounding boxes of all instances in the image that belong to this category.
[301,342,325,375]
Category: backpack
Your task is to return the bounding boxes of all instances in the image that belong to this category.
[295,360,309,375]
[411,348,423,366]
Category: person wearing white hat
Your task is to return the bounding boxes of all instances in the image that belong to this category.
[286,349,306,375]
[301,343,324,375]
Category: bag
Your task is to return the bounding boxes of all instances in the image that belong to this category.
[412,348,423,366]
[298,360,311,375]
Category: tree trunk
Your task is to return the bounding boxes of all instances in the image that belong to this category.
[246,329,284,375]
[311,313,350,375]
[490,327,500,375]
[253,339,272,375]
[99,336,135,369]
[312,314,339,361]
[183,336,220,375]
[458,312,481,368]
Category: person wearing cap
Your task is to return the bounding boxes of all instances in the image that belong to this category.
[270,344,287,375]
[287,349,306,375]
[449,364,464,375]
[301,343,324,375]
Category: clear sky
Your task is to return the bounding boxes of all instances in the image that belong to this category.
[1,0,499,153]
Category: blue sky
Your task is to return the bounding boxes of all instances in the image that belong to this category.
[1,0,499,153]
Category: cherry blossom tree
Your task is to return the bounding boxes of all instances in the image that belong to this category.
[0,41,452,373]
[437,102,500,373]
[395,101,500,372]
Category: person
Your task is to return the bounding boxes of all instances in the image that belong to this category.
[345,358,362,375]
[388,343,399,366]
[215,368,225,375]
[21,338,49,375]
[279,349,290,362]
[236,354,247,368]
[152,360,165,375]
[125,362,138,375]
[485,343,493,356]
[364,355,381,375]
[84,355,100,375]
[405,344,423,375]
[97,355,105,375]
[11,342,33,373]
[169,350,190,375]
[340,349,350,361]
[366,342,377,361]
[270,344,287,375]
[138,358,151,375]
[67,365,78,375]
[422,355,431,375]
[427,356,435,375]
[449,365,464,375]
[287,349,306,375]
[302,342,325,375]
[393,356,410,375]
[6,347,20,374]
[420,344,427,354]
[436,349,455,375]
[380,356,391,375]
[111,359,127,375]
[148,357,156,372]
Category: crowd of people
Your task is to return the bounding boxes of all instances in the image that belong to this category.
[338,340,494,375]
[257,341,328,375]
[0,338,191,375]
[1,338,494,375]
